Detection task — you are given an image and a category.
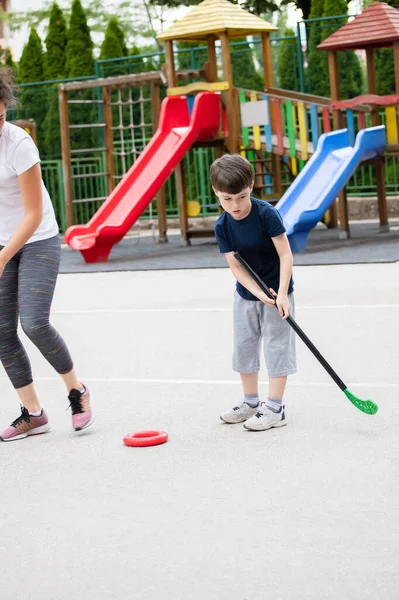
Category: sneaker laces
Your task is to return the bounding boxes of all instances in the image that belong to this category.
[68,389,84,415]
[255,402,267,418]
[11,406,30,427]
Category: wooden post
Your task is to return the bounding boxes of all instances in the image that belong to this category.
[219,31,238,154]
[102,87,115,196]
[151,82,168,242]
[175,162,189,243]
[59,87,74,229]
[366,47,388,231]
[327,50,342,232]
[164,40,177,87]
[206,36,218,82]
[261,32,282,197]
[261,33,273,87]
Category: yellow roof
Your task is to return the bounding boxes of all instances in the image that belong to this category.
[157,0,277,41]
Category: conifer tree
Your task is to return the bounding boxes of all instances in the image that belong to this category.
[374,0,399,94]
[100,17,128,61]
[231,39,264,91]
[277,29,300,91]
[66,0,94,78]
[45,2,67,80]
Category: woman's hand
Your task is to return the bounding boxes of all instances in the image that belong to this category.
[0,253,8,278]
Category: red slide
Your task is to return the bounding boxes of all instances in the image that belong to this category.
[65,92,221,263]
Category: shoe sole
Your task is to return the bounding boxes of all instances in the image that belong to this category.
[74,414,95,432]
[243,420,287,431]
[0,424,51,442]
[220,416,248,424]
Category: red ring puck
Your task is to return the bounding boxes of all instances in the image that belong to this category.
[123,430,168,447]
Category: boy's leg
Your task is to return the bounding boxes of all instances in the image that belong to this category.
[220,294,262,424]
[240,373,259,406]
[244,295,296,431]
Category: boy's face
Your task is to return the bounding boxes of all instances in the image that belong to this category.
[213,184,253,220]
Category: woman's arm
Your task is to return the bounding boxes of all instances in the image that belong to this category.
[0,163,43,275]
[271,233,293,320]
[224,251,275,306]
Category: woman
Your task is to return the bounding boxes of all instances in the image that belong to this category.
[0,67,93,441]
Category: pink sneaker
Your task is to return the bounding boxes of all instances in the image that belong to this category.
[68,386,94,431]
[1,406,50,442]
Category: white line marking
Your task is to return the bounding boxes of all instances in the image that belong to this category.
[0,376,397,388]
[51,305,399,315]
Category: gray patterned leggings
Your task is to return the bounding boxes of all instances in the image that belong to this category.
[0,235,73,389]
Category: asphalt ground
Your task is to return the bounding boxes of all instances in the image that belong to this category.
[1,263,398,599]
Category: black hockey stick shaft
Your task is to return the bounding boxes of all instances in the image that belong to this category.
[233,252,347,392]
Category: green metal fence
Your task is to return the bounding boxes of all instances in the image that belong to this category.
[13,11,399,232]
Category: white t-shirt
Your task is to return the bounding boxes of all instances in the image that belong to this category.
[0,121,59,246]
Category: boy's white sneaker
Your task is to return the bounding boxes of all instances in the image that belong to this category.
[243,403,287,431]
[220,402,259,424]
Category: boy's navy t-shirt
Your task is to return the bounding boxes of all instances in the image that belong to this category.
[214,198,294,301]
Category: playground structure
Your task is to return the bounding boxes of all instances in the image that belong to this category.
[60,0,399,263]
[10,119,37,144]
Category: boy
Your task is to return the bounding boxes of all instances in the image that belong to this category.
[211,154,296,432]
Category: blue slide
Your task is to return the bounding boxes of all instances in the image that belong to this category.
[276,126,386,252]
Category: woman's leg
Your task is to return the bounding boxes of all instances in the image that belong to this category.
[18,236,93,431]
[0,248,42,412]
[18,236,79,390]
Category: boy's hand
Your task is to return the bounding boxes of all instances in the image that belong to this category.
[260,288,277,307]
[275,291,290,320]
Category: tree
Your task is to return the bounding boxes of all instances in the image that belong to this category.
[0,46,16,70]
[65,0,94,78]
[19,26,44,83]
[45,2,67,80]
[18,28,47,147]
[100,17,128,60]
[42,87,62,157]
[374,0,399,95]
[277,28,300,91]
[231,39,264,90]
[130,44,146,72]
[65,0,95,153]
[323,0,363,99]
[2,0,164,54]
[148,0,316,20]
[305,0,326,95]
[176,40,201,71]
[307,0,363,98]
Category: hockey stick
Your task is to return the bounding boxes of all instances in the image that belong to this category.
[234,252,378,415]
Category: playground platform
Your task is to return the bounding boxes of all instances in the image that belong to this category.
[60,218,399,274]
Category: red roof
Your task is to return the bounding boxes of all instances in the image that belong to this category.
[318,2,399,51]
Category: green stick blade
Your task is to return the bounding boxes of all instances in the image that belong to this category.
[344,388,378,415]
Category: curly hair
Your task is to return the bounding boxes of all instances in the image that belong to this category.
[0,66,18,108]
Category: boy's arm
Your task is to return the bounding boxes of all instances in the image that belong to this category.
[224,252,275,306]
[271,233,293,320]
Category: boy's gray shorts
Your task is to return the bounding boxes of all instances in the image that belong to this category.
[233,291,297,377]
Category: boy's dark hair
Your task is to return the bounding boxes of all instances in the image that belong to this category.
[210,154,254,194]
[0,67,18,108]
